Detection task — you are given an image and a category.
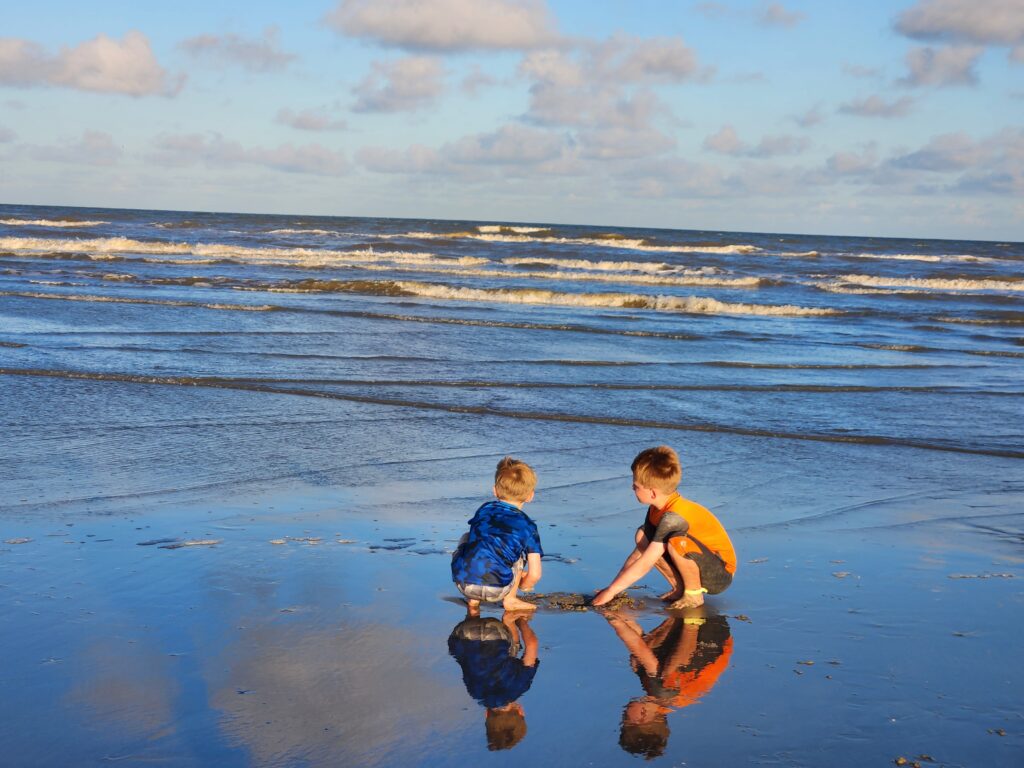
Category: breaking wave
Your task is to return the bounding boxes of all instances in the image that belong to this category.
[500,256,717,275]
[0,290,276,312]
[848,252,998,264]
[267,228,340,236]
[404,231,762,254]
[477,225,551,234]
[1,218,108,228]
[831,274,1024,293]
[0,236,490,268]
[271,279,836,316]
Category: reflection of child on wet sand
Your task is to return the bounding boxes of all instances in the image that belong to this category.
[607,613,733,759]
[451,457,543,613]
[447,613,540,751]
[593,446,736,609]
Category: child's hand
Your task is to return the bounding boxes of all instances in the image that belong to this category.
[592,588,614,606]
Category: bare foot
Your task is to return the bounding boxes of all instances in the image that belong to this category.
[502,595,537,612]
[660,588,684,602]
[669,592,704,610]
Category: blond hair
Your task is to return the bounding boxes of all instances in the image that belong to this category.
[494,457,536,503]
[631,446,681,494]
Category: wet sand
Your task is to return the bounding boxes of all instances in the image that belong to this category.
[1,406,1021,767]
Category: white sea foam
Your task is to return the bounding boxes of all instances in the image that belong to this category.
[0,236,490,269]
[267,228,339,236]
[810,281,905,296]
[404,231,762,254]
[477,225,550,234]
[0,290,274,311]
[933,315,1024,326]
[384,282,834,316]
[833,274,1024,293]
[304,261,761,289]
[0,218,108,228]
[848,252,997,264]
[0,236,194,255]
[501,256,718,275]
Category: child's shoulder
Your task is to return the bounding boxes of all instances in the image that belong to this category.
[666,493,712,518]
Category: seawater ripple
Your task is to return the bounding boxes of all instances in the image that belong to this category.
[3,368,1021,460]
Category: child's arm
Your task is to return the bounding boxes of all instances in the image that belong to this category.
[604,614,659,676]
[519,552,543,591]
[518,617,539,667]
[592,541,666,606]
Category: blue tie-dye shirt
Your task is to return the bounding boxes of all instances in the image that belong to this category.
[451,500,543,587]
[448,623,539,708]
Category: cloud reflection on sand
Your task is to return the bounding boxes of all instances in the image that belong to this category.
[207,619,466,766]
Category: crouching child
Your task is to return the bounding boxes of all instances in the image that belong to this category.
[593,446,736,609]
[451,457,543,613]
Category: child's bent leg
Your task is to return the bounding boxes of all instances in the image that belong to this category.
[501,566,537,612]
[666,549,704,608]
[654,557,684,601]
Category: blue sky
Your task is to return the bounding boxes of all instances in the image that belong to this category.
[2,0,1022,240]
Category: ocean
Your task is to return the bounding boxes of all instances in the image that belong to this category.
[2,203,1021,463]
[1,203,1021,766]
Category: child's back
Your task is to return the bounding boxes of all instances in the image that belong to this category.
[451,458,543,612]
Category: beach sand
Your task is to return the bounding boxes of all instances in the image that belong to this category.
[2,383,1021,767]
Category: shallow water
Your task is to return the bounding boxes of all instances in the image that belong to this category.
[1,204,1022,766]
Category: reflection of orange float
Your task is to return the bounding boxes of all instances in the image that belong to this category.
[618,615,733,759]
[634,615,733,710]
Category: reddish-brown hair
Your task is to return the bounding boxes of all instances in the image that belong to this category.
[631,446,681,493]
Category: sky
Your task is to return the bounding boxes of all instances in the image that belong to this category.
[1,0,1022,240]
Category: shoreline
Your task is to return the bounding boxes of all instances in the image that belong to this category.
[2,450,1020,766]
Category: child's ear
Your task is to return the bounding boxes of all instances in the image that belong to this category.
[526,490,535,503]
[492,484,499,498]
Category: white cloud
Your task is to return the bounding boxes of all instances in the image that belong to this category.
[792,104,825,128]
[27,130,123,166]
[703,124,744,154]
[152,133,348,176]
[0,125,14,142]
[613,156,733,199]
[590,35,701,83]
[890,131,986,172]
[352,56,445,113]
[758,3,805,28]
[891,128,1024,195]
[896,0,1024,47]
[460,66,499,96]
[357,144,441,173]
[900,45,982,86]
[578,124,675,160]
[445,123,568,165]
[517,39,697,161]
[842,62,882,79]
[694,2,804,28]
[694,2,731,20]
[838,94,914,118]
[0,31,182,96]
[324,0,559,52]
[825,145,879,176]
[704,125,810,157]
[276,108,348,132]
[179,27,295,72]
[358,122,576,178]
[0,39,46,85]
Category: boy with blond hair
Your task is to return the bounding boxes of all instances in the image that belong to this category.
[451,457,543,612]
[593,446,736,609]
